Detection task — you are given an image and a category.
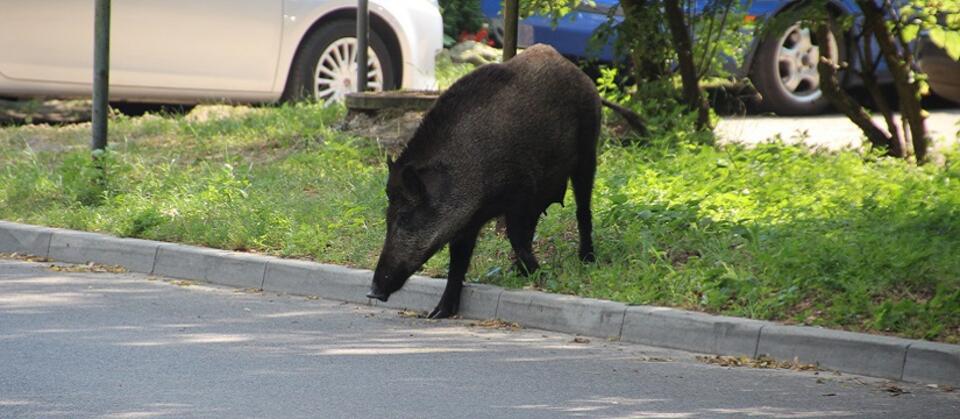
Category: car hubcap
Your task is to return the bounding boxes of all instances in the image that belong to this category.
[776,24,835,103]
[314,38,384,103]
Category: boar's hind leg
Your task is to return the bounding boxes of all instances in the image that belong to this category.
[572,158,596,263]
[429,225,482,319]
[505,212,541,275]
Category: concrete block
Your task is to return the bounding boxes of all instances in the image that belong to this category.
[153,244,226,282]
[311,264,374,305]
[372,275,445,313]
[263,259,373,305]
[0,221,53,257]
[497,289,626,339]
[262,258,326,295]
[48,230,159,273]
[204,251,268,289]
[621,306,763,357]
[757,325,911,380]
[459,283,502,320]
[902,341,960,386]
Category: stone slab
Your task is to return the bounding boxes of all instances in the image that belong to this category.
[621,306,763,357]
[459,283,502,320]
[0,221,53,257]
[263,259,373,305]
[204,251,268,289]
[902,341,960,386]
[371,275,445,313]
[262,258,327,295]
[48,230,159,273]
[497,289,626,339]
[153,244,227,282]
[757,325,911,380]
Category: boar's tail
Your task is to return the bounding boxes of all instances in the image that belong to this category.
[600,98,648,137]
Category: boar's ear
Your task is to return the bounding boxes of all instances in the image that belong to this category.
[401,165,427,200]
[401,164,448,201]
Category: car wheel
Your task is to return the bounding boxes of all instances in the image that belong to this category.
[284,20,397,103]
[751,21,840,115]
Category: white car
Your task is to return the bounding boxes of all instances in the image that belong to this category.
[0,0,442,104]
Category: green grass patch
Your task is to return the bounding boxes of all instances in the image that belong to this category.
[1,102,958,343]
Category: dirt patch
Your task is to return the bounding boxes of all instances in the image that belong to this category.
[340,110,425,155]
[0,99,92,125]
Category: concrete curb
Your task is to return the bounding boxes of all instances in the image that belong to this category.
[1,220,957,386]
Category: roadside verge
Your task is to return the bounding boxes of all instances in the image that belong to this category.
[2,220,956,386]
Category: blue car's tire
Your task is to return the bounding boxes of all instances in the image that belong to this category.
[751,22,841,115]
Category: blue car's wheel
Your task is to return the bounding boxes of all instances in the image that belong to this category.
[752,22,840,115]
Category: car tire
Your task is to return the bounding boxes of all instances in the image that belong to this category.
[751,21,841,115]
[283,20,397,103]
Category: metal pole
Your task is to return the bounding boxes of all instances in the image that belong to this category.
[356,0,369,92]
[92,0,110,151]
[503,0,519,61]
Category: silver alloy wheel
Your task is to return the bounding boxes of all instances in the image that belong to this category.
[775,23,836,104]
[314,38,384,103]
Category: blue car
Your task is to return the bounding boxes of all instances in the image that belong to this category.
[481,0,888,115]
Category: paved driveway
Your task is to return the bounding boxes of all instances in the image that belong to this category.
[716,110,960,151]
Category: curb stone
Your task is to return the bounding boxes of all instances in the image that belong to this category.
[0,221,53,257]
[902,341,960,385]
[497,290,627,339]
[48,230,159,274]
[621,306,764,357]
[756,324,912,380]
[0,220,957,386]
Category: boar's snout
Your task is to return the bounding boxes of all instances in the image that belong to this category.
[365,286,389,302]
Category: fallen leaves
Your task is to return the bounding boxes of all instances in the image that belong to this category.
[169,280,194,287]
[880,382,910,397]
[398,310,426,319]
[1,252,50,263]
[48,261,126,274]
[468,319,522,330]
[696,355,819,371]
[927,384,956,393]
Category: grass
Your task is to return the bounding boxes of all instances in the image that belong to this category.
[1,100,958,343]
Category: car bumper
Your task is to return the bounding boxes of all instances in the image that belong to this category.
[378,0,443,90]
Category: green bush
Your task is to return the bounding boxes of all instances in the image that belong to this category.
[440,0,485,46]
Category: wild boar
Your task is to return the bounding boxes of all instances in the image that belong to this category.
[366,44,636,319]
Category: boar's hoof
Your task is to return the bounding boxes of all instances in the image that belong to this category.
[579,250,596,263]
[427,304,458,319]
[366,288,390,302]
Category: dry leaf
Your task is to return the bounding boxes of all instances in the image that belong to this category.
[696,355,819,371]
[468,319,522,330]
[398,310,425,319]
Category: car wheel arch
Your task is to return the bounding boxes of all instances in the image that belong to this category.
[281,8,404,100]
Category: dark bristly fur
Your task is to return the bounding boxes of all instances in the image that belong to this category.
[367,44,603,319]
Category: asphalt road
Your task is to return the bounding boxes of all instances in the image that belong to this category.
[1,257,958,418]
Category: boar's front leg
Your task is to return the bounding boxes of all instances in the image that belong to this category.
[428,225,482,319]
[505,212,540,275]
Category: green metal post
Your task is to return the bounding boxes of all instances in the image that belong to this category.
[503,0,519,61]
[92,0,110,151]
[356,0,369,92]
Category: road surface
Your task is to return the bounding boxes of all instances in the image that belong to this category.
[1,257,958,418]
